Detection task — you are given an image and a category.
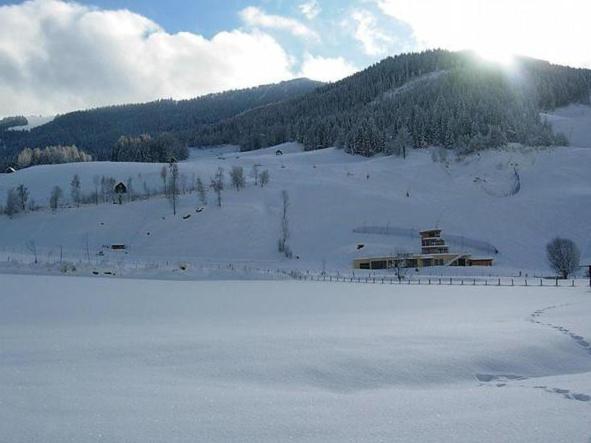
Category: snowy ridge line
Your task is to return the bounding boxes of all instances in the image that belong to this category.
[352,226,499,255]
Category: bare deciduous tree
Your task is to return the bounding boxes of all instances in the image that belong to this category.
[546,237,580,279]
[50,186,63,211]
[230,166,245,191]
[168,161,179,215]
[92,175,100,205]
[196,177,207,206]
[278,190,292,258]
[26,240,38,264]
[16,184,29,212]
[210,167,224,207]
[70,174,81,207]
[259,169,270,187]
[4,188,20,217]
[251,164,259,186]
[160,166,168,195]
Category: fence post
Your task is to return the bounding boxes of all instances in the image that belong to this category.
[555,278,559,287]
[439,278,441,285]
[450,278,453,286]
[540,279,543,286]
[525,279,528,286]
[485,280,488,286]
[511,279,514,287]
[473,279,476,286]
[461,279,464,286]
[572,279,575,287]
[498,278,501,287]
[428,279,431,285]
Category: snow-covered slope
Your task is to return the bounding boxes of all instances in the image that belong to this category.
[544,103,591,148]
[2,275,591,442]
[0,142,590,275]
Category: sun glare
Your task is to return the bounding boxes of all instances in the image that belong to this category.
[473,46,515,66]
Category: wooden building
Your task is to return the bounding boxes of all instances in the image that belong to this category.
[353,229,494,270]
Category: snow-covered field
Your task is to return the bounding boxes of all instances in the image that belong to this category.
[1,274,591,442]
[0,141,590,276]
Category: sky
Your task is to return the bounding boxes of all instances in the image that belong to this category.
[1,0,590,116]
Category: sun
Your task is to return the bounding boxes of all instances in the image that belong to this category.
[473,46,516,66]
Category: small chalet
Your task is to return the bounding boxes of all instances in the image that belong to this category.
[114,182,127,204]
[4,166,16,174]
[353,228,494,270]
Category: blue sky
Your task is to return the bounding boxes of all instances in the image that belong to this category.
[36,0,416,68]
[0,0,590,116]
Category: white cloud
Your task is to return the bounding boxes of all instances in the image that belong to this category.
[0,0,295,116]
[298,54,358,83]
[240,6,318,40]
[299,0,321,20]
[377,0,591,67]
[351,9,394,56]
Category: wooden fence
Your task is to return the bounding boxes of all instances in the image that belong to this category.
[293,274,584,288]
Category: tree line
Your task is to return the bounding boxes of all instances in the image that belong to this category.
[16,145,92,169]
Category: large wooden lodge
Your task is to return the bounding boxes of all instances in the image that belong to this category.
[353,229,494,270]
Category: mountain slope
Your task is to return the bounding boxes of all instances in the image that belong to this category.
[1,142,589,274]
[191,50,591,154]
[0,78,323,163]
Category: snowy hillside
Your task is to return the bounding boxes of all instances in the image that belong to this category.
[1,140,590,276]
[544,103,591,148]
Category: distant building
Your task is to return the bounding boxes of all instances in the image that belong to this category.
[114,182,127,204]
[275,149,284,156]
[4,166,16,174]
[353,229,494,270]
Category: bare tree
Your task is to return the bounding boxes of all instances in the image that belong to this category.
[70,174,81,207]
[546,237,580,279]
[4,188,20,217]
[26,240,38,264]
[196,177,207,206]
[278,190,292,258]
[160,165,168,195]
[230,166,245,191]
[49,186,63,211]
[251,164,259,186]
[16,184,29,212]
[259,169,270,187]
[92,175,100,205]
[210,167,224,207]
[167,161,179,215]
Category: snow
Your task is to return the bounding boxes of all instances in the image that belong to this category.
[6,115,54,131]
[543,103,591,149]
[1,274,590,442]
[1,142,590,276]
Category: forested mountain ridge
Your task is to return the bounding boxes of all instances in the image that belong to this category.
[2,50,590,168]
[0,78,323,166]
[191,50,591,155]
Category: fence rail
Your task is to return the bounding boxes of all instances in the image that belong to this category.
[293,274,586,288]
